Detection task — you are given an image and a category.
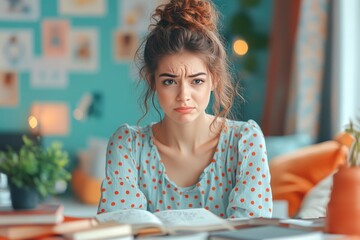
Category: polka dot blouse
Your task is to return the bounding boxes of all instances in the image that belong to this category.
[97,119,273,219]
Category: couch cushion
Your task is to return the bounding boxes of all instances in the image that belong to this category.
[269,141,348,217]
[296,172,335,218]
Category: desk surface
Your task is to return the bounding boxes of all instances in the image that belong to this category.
[49,195,98,218]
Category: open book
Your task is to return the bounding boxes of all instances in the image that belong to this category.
[96,208,233,235]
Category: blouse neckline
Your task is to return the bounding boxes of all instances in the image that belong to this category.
[146,121,227,192]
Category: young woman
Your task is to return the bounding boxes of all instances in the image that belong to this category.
[98,0,273,219]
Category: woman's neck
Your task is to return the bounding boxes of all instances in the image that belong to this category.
[153,114,222,154]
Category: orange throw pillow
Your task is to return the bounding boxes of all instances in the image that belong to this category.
[269,140,348,217]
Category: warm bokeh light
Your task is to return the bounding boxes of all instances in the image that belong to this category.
[29,103,69,135]
[233,39,249,56]
[28,115,38,129]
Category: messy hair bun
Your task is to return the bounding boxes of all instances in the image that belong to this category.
[154,0,218,32]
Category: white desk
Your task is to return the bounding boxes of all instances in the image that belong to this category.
[49,194,98,218]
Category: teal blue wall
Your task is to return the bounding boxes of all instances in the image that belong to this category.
[217,0,273,123]
[0,0,272,166]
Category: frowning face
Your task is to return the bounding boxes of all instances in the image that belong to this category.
[154,51,213,125]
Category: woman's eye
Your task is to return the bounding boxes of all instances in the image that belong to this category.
[163,79,175,85]
[193,79,204,85]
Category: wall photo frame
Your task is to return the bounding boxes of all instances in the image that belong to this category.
[42,19,70,58]
[0,71,18,107]
[69,28,99,72]
[113,30,138,62]
[58,0,106,16]
[0,0,39,21]
[31,58,68,89]
[0,30,33,70]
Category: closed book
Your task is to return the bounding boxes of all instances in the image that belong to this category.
[209,225,323,240]
[0,218,132,240]
[63,222,132,240]
[0,204,63,225]
[0,219,95,240]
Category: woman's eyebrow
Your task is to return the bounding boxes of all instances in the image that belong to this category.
[188,72,207,77]
[159,73,178,77]
[158,72,207,78]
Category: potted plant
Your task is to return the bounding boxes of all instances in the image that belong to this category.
[0,136,71,210]
[326,118,360,235]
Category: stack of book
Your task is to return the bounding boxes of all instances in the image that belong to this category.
[0,204,132,240]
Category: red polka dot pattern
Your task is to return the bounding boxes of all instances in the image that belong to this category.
[97,120,273,218]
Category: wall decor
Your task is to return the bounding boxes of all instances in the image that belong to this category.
[0,71,18,107]
[30,58,68,89]
[29,102,70,136]
[118,0,154,34]
[42,19,70,57]
[0,0,39,21]
[0,30,33,70]
[69,28,99,72]
[58,0,106,16]
[113,30,138,62]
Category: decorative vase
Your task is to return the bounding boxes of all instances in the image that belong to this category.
[8,181,39,210]
[325,166,360,235]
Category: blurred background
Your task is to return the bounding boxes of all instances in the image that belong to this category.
[0,0,359,209]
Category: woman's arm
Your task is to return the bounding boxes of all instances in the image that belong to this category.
[97,125,148,214]
[227,120,273,218]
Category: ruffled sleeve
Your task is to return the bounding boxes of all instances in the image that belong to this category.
[97,125,147,214]
[227,120,273,218]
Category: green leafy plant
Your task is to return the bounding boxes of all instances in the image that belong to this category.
[0,136,71,197]
[345,117,360,167]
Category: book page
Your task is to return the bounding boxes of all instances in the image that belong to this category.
[96,209,163,227]
[154,208,231,231]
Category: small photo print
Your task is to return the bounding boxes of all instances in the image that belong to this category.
[119,0,154,34]
[58,0,106,16]
[42,19,70,57]
[0,71,18,107]
[69,28,98,72]
[114,30,138,62]
[0,0,39,21]
[0,30,33,70]
[31,58,68,89]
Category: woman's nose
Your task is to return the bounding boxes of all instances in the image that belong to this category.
[176,84,190,102]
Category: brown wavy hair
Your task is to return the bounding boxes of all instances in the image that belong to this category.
[136,0,237,126]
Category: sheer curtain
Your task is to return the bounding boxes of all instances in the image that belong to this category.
[262,0,332,159]
[333,0,360,133]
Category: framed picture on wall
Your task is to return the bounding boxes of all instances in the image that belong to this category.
[113,30,138,62]
[58,0,106,16]
[42,19,70,58]
[31,58,68,89]
[0,30,33,70]
[0,71,18,107]
[69,28,99,72]
[118,0,154,34]
[0,0,39,21]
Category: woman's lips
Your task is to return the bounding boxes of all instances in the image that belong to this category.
[174,107,195,113]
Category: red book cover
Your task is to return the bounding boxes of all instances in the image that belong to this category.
[0,204,64,225]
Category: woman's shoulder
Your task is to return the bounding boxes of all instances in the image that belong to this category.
[225,119,264,135]
[111,123,152,139]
